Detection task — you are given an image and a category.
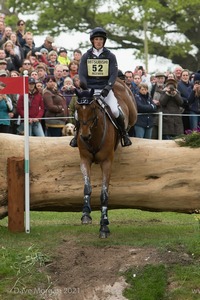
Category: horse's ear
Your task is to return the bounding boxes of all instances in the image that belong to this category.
[75,88,81,98]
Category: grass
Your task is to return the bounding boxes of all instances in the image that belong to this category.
[0,209,200,299]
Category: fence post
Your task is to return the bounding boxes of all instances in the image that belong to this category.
[158,112,163,140]
[7,157,25,232]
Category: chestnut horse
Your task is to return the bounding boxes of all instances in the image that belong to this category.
[75,78,137,238]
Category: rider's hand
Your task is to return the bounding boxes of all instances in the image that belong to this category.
[100,87,110,98]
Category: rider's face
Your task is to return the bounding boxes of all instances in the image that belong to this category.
[93,37,104,50]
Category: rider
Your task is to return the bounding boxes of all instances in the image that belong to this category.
[70,27,132,147]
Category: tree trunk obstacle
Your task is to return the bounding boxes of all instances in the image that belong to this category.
[0,133,200,219]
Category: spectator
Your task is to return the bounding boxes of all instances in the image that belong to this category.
[151,72,166,139]
[40,48,49,62]
[16,20,26,47]
[19,58,34,76]
[177,69,193,131]
[27,50,48,68]
[35,80,44,94]
[62,66,70,79]
[167,72,175,80]
[57,47,70,66]
[0,26,12,47]
[132,73,142,95]
[124,71,135,94]
[35,63,48,86]
[10,32,24,62]
[134,83,157,139]
[30,70,39,81]
[8,71,21,133]
[117,69,125,81]
[0,58,9,75]
[23,32,35,58]
[43,76,68,136]
[159,78,184,139]
[173,66,183,82]
[135,65,151,90]
[17,77,45,136]
[2,40,22,72]
[0,20,5,40]
[10,70,20,77]
[54,64,64,90]
[33,35,54,54]
[68,60,79,79]
[72,48,82,65]
[188,72,200,130]
[61,76,75,108]
[0,82,13,133]
[47,50,59,74]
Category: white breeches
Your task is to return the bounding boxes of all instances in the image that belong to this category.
[95,89,119,118]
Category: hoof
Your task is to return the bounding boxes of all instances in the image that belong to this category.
[99,225,110,238]
[81,214,92,225]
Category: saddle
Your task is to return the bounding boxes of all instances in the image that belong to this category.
[95,95,118,129]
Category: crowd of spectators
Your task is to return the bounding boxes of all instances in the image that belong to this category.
[0,15,200,139]
[123,66,200,139]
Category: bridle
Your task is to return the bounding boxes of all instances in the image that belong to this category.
[77,97,107,155]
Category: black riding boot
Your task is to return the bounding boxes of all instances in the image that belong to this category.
[69,122,79,147]
[116,111,132,147]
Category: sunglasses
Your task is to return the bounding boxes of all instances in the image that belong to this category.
[63,69,69,72]
[19,23,24,26]
[24,62,30,65]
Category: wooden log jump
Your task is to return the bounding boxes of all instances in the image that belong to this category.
[0,133,200,219]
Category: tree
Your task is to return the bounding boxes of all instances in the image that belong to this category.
[5,0,200,70]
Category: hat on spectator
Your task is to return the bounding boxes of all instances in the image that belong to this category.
[0,70,8,76]
[118,69,125,80]
[40,48,48,54]
[0,59,7,65]
[155,71,165,77]
[165,78,177,88]
[28,77,36,84]
[46,35,54,43]
[194,73,200,82]
[59,47,67,54]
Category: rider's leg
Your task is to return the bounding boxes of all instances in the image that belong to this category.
[104,91,132,147]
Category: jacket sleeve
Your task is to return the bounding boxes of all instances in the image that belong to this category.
[43,91,64,113]
[135,95,157,113]
[78,53,89,88]
[16,95,24,117]
[36,95,45,119]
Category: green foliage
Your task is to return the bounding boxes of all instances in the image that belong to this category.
[175,132,200,148]
[2,0,200,69]
[123,264,168,300]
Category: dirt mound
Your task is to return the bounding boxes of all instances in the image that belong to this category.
[42,240,193,300]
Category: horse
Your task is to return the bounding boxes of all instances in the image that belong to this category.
[75,78,137,238]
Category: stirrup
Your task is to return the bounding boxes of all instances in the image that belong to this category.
[121,134,132,147]
[69,137,78,147]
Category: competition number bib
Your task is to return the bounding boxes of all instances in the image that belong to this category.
[87,59,109,77]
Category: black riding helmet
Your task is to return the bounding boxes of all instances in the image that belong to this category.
[90,27,107,46]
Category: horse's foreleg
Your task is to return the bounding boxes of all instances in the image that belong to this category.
[80,160,92,224]
[99,160,112,238]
